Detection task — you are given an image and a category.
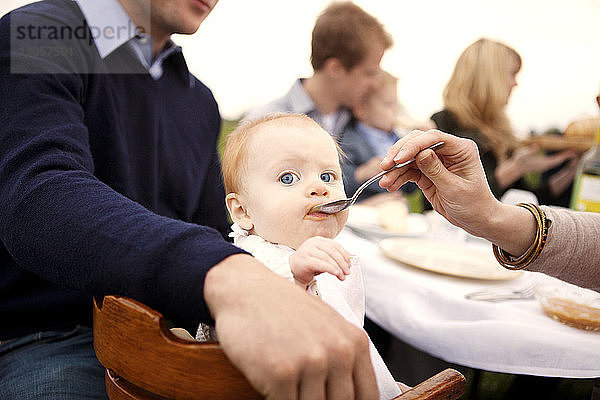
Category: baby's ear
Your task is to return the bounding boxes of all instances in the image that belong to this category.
[225,193,253,231]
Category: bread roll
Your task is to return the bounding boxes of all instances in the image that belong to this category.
[563,117,600,139]
[377,200,409,233]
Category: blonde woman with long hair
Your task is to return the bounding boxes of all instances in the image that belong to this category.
[431,38,577,204]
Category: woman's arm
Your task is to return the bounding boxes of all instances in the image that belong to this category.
[547,157,579,197]
[529,206,600,291]
[495,146,577,190]
[494,153,532,189]
[378,130,536,251]
[379,130,599,291]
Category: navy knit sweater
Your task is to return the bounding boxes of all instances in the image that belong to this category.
[0,0,246,339]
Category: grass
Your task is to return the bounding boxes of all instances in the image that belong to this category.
[463,370,595,400]
[218,118,239,158]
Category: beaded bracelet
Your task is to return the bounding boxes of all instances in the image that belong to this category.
[492,203,550,270]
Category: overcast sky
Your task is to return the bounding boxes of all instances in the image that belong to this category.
[3,0,600,134]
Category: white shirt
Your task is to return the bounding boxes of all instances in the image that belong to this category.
[75,0,186,82]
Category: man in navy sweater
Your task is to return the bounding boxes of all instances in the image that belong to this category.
[0,1,378,399]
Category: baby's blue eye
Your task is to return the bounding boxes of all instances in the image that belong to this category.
[279,172,299,185]
[320,172,334,183]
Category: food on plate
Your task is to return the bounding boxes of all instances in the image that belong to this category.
[377,200,409,233]
[520,117,598,151]
[535,284,600,331]
[540,297,600,331]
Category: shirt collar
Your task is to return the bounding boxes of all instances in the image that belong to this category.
[288,79,318,115]
[288,79,352,137]
[75,0,139,59]
[75,0,193,86]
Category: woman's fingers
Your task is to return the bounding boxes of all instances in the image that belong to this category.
[381,130,427,169]
[379,164,426,192]
[381,129,453,170]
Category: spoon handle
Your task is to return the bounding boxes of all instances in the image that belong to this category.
[350,141,444,203]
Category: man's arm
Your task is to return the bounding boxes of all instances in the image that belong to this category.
[205,254,379,399]
[0,10,243,326]
[1,9,381,398]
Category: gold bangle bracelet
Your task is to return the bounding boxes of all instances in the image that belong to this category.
[492,203,549,270]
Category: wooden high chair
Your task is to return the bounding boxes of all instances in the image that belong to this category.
[93,295,466,400]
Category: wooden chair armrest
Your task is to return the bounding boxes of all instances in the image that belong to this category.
[393,368,466,400]
[93,295,261,399]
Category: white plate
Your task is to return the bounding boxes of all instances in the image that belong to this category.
[346,205,429,238]
[379,238,522,280]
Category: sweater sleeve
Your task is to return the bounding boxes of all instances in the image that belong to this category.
[191,150,231,240]
[527,207,600,292]
[0,11,246,326]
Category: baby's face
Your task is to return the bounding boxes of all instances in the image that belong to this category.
[362,82,398,133]
[239,120,348,249]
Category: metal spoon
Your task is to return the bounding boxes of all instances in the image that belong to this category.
[310,141,444,214]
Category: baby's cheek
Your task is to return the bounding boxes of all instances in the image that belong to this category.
[331,183,346,195]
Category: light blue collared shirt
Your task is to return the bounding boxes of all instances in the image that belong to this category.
[356,121,399,158]
[75,0,186,82]
[244,79,353,139]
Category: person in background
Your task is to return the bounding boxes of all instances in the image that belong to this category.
[431,38,578,205]
[244,1,392,139]
[340,70,423,204]
[198,113,404,399]
[0,1,378,399]
[379,129,600,292]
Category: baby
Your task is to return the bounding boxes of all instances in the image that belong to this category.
[341,70,428,204]
[198,113,402,399]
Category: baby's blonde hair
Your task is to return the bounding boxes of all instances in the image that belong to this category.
[222,113,343,195]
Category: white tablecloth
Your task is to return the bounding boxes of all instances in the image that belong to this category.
[336,228,600,378]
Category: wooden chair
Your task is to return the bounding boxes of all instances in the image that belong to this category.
[93,295,466,400]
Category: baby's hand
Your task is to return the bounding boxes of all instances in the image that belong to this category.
[289,236,352,286]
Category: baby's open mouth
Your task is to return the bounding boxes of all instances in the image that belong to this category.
[305,208,329,220]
